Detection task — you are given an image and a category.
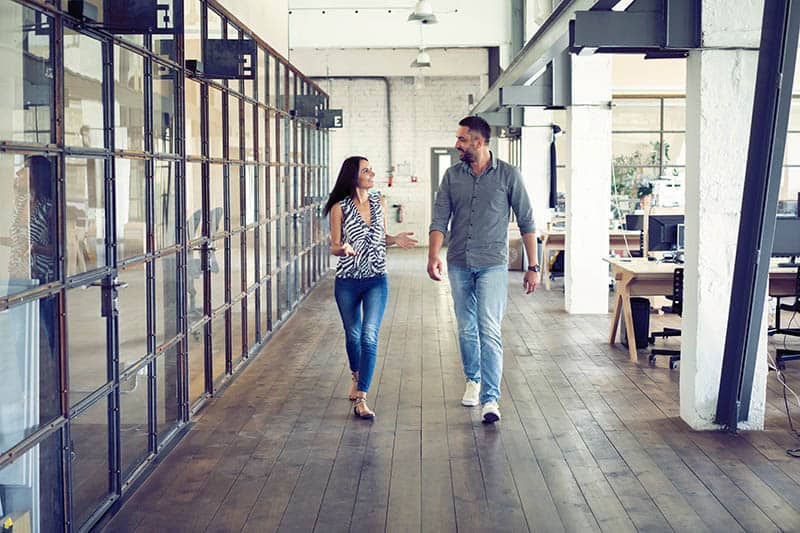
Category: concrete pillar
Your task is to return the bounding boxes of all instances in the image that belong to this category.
[681,1,767,430]
[521,109,554,236]
[564,54,612,314]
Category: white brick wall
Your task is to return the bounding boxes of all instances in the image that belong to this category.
[318,76,481,245]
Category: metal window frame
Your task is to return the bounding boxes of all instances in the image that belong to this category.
[0,0,330,530]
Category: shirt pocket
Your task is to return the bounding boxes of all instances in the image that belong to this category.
[487,185,509,212]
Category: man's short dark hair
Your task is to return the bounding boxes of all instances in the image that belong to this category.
[458,116,491,143]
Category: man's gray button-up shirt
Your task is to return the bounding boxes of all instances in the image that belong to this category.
[429,153,535,268]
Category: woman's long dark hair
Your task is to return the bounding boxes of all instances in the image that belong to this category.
[324,156,367,216]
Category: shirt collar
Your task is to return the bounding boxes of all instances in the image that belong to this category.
[461,151,497,175]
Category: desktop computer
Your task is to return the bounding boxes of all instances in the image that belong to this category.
[648,214,685,252]
[772,216,800,266]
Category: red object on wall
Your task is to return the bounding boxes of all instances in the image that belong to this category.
[411,175,418,183]
[387,175,393,187]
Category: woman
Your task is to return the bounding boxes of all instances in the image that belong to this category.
[325,156,417,419]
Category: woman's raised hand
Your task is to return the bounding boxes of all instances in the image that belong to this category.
[394,232,418,249]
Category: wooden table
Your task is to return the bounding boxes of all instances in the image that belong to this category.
[607,257,800,363]
[540,230,641,290]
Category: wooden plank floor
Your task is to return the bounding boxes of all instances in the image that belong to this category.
[102,249,800,532]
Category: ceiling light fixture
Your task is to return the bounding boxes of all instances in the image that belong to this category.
[408,1,438,24]
[411,48,432,68]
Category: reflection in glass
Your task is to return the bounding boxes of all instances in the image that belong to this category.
[154,160,176,250]
[119,367,148,480]
[260,275,269,338]
[114,45,145,151]
[258,48,268,105]
[0,429,64,533]
[277,62,286,111]
[1,154,57,297]
[210,164,224,234]
[187,327,205,405]
[67,285,107,407]
[269,111,277,166]
[229,95,240,158]
[185,162,202,241]
[245,166,257,225]
[0,2,53,144]
[154,255,179,346]
[231,303,243,362]
[66,157,106,275]
[211,315,225,383]
[258,109,266,162]
[116,158,146,261]
[70,396,110,528]
[117,263,147,365]
[185,0,202,62]
[153,67,176,154]
[244,103,254,161]
[230,165,242,229]
[186,246,203,323]
[259,222,268,280]
[247,293,256,352]
[64,29,104,148]
[207,7,222,39]
[210,238,225,310]
[209,87,223,159]
[246,229,256,289]
[156,346,180,445]
[186,79,202,156]
[0,294,60,453]
[231,236,242,297]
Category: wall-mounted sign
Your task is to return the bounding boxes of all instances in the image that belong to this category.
[319,109,343,129]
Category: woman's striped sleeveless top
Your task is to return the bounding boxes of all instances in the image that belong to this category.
[336,194,387,279]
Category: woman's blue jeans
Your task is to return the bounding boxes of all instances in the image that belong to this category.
[447,264,508,404]
[334,274,388,393]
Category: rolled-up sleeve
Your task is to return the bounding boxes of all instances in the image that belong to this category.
[509,168,535,235]
[429,170,452,235]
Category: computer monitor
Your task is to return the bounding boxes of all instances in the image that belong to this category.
[625,214,643,231]
[648,214,685,252]
[772,216,800,265]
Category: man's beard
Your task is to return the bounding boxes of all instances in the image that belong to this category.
[459,149,474,163]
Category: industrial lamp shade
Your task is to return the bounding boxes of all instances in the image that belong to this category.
[411,49,432,68]
[407,0,438,24]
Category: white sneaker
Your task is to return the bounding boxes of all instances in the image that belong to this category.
[481,401,501,423]
[461,380,480,407]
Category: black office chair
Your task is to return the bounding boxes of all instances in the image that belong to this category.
[649,267,684,369]
[776,265,800,369]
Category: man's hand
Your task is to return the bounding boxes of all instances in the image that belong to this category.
[523,270,539,294]
[427,256,444,281]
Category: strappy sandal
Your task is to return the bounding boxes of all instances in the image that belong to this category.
[349,372,359,401]
[353,397,375,419]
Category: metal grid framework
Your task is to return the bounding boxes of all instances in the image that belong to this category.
[0,0,330,530]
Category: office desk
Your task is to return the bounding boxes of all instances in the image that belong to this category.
[540,230,641,290]
[606,257,800,363]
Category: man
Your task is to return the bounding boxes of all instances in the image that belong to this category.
[428,116,539,423]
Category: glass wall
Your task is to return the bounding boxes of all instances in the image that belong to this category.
[0,0,330,530]
[611,96,686,217]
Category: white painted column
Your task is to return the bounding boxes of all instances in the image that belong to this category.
[521,108,554,234]
[564,54,612,314]
[681,1,767,430]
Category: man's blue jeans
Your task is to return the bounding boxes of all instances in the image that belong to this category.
[334,275,388,393]
[448,264,508,404]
